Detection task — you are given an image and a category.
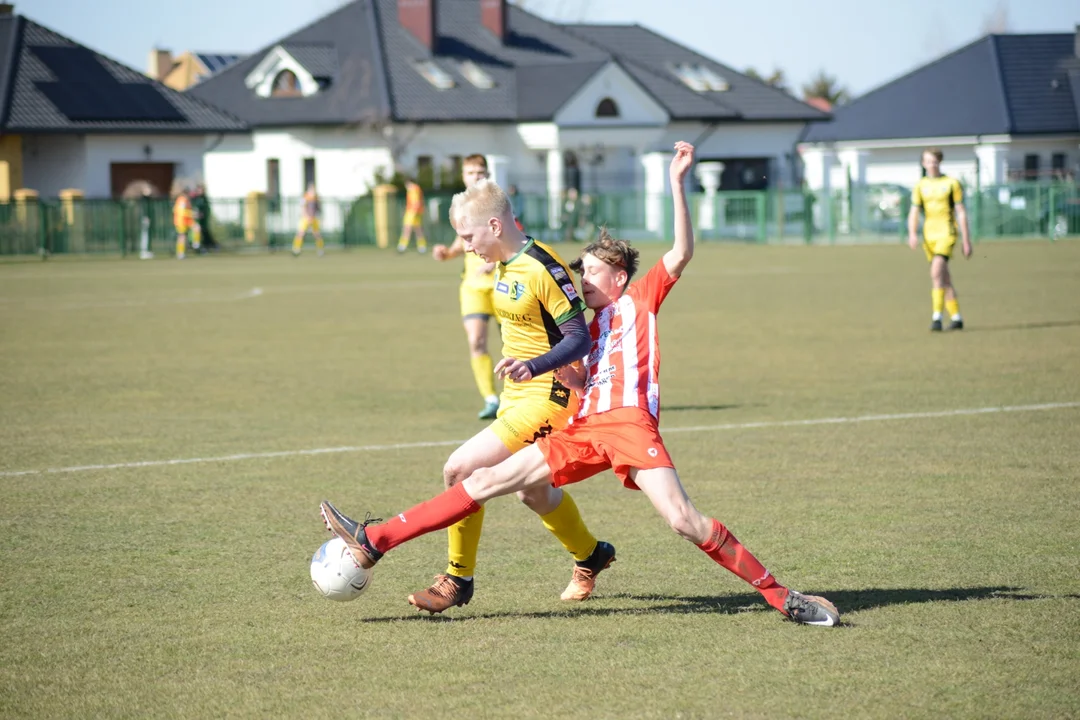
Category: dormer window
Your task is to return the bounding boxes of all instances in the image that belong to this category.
[670,63,729,92]
[460,60,494,89]
[271,70,302,97]
[595,97,620,117]
[415,60,455,89]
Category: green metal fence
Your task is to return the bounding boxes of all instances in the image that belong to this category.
[2,182,1077,257]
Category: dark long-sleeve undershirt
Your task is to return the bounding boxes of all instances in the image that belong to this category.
[524,312,590,378]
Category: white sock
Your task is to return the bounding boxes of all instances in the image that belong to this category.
[484,395,499,404]
[932,312,942,321]
[951,313,962,321]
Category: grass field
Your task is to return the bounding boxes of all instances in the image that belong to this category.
[2,240,1079,719]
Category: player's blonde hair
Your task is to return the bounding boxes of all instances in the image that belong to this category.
[570,227,640,280]
[449,178,512,228]
[924,147,944,162]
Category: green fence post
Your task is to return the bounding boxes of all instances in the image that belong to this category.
[756,192,767,243]
[1048,186,1057,242]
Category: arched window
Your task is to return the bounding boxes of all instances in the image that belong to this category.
[595,97,619,118]
[271,69,302,97]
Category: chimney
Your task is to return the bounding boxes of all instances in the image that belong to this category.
[481,0,507,42]
[398,0,437,52]
[0,4,14,15]
[147,48,172,81]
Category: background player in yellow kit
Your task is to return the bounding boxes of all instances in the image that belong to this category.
[907,148,972,331]
[172,187,194,260]
[397,179,427,254]
[432,154,500,420]
[402,177,613,614]
[292,183,325,257]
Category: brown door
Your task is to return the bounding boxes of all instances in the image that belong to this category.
[110,163,175,198]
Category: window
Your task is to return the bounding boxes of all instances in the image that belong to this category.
[460,61,494,89]
[1024,154,1040,180]
[669,63,729,92]
[595,97,619,118]
[271,69,302,98]
[416,156,434,188]
[266,158,280,212]
[1051,153,1066,179]
[414,60,455,89]
[303,157,316,191]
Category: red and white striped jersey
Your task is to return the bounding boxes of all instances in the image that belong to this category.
[578,260,678,419]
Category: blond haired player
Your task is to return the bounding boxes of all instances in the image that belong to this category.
[341,177,615,614]
[907,148,972,331]
[321,142,840,627]
[432,155,500,420]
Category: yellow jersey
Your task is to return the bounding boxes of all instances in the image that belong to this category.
[494,238,585,405]
[912,175,963,244]
[462,252,495,290]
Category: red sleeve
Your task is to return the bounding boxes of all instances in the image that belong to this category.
[629,259,677,313]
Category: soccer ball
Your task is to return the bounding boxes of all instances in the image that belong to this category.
[310,536,372,602]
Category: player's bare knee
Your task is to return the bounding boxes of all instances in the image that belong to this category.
[442,461,469,489]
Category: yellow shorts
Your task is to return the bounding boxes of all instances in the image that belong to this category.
[402,211,422,227]
[460,284,495,318]
[490,395,577,453]
[175,224,192,235]
[299,217,321,233]
[923,236,956,262]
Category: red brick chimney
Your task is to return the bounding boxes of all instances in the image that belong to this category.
[398,0,437,51]
[481,0,507,42]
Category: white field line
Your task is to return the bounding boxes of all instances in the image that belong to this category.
[1,401,1076,479]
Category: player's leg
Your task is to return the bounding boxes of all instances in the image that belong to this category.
[632,466,839,626]
[415,224,427,254]
[462,300,499,418]
[292,219,306,256]
[929,253,948,331]
[396,216,412,253]
[175,229,186,259]
[313,220,324,257]
[941,260,963,329]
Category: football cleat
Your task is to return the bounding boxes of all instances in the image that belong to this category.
[561,541,616,601]
[929,319,943,332]
[319,501,383,569]
[478,399,500,420]
[408,574,474,614]
[783,591,840,627]
[949,318,964,330]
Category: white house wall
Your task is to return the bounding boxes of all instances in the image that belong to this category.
[82,135,208,197]
[21,134,87,197]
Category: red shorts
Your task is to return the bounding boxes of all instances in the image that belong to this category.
[536,407,674,490]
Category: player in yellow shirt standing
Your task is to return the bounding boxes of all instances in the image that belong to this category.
[432,154,500,420]
[397,179,428,254]
[907,148,972,331]
[172,187,194,260]
[292,183,325,257]
[400,177,614,614]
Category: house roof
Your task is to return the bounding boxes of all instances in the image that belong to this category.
[804,33,1080,143]
[194,53,241,76]
[190,0,827,127]
[0,14,246,134]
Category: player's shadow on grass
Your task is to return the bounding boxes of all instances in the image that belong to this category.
[964,319,1080,333]
[360,586,1053,624]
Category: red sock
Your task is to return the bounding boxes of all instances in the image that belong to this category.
[366,484,481,554]
[697,518,789,612]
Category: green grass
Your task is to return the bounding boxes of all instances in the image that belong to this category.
[2,241,1079,719]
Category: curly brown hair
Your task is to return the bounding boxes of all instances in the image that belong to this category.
[569,227,640,280]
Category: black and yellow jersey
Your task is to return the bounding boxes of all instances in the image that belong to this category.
[912,175,963,244]
[493,238,585,403]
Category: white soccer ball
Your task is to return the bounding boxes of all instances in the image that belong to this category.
[310,536,372,602]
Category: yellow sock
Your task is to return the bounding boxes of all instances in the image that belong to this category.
[292,236,303,253]
[176,236,185,256]
[945,297,960,318]
[931,288,945,315]
[446,505,484,578]
[540,491,597,562]
[315,236,324,251]
[470,354,497,401]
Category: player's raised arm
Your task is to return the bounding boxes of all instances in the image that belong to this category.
[664,141,696,278]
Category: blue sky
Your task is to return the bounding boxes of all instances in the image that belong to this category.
[21,0,1080,97]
